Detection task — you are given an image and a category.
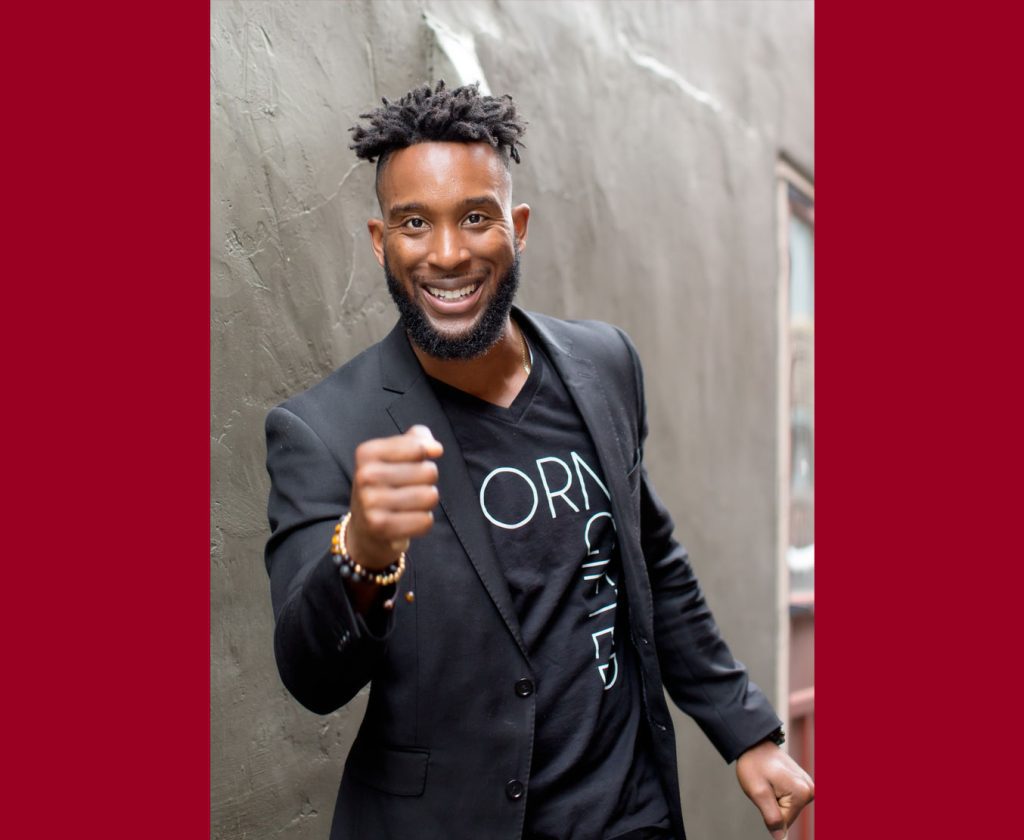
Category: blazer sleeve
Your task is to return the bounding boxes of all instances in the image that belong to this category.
[264,404,395,714]
[620,330,782,762]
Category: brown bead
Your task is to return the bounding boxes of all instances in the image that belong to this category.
[404,591,415,603]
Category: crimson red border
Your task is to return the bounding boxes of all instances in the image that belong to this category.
[7,3,1018,837]
[4,5,209,836]
[818,3,1022,837]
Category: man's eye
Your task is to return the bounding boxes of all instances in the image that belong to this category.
[404,218,426,230]
[465,213,484,225]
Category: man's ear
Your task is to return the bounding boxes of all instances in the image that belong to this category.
[511,203,530,252]
[367,218,386,267]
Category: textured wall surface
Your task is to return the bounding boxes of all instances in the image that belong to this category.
[211,1,813,837]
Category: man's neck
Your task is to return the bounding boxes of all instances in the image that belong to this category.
[412,316,530,409]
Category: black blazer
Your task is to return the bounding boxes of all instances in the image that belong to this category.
[265,309,780,840]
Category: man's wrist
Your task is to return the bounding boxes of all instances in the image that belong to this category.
[739,726,786,760]
[343,575,389,617]
[332,512,406,585]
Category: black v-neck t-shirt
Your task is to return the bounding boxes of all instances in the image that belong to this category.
[430,340,671,840]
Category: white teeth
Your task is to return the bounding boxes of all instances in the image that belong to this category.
[426,283,478,301]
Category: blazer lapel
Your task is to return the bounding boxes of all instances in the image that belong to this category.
[378,324,529,661]
[519,311,646,590]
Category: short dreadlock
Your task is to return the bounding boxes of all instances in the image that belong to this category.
[349,80,527,195]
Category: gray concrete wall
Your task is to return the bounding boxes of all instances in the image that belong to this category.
[211,1,813,837]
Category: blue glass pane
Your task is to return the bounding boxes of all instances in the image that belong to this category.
[789,216,814,320]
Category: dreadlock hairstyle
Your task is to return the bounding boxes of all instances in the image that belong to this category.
[349,80,527,187]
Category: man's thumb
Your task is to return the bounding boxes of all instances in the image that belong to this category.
[407,425,443,457]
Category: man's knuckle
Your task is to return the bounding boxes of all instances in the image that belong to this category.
[354,464,376,488]
[354,440,376,464]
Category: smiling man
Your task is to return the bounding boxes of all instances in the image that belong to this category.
[264,81,813,840]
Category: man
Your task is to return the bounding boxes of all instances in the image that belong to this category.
[265,81,813,840]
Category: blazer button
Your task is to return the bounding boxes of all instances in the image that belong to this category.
[505,779,525,800]
[514,678,534,697]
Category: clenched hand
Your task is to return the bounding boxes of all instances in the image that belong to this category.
[346,425,443,572]
[736,740,815,839]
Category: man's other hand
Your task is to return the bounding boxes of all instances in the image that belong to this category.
[736,740,814,839]
[348,425,443,571]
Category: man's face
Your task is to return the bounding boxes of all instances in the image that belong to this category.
[368,142,530,360]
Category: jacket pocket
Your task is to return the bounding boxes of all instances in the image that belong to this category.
[346,744,430,797]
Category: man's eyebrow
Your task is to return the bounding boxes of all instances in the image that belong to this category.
[387,201,428,217]
[387,195,503,218]
[456,195,503,211]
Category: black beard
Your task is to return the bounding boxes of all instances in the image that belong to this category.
[384,251,521,361]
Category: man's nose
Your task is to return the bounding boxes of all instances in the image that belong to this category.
[427,225,470,271]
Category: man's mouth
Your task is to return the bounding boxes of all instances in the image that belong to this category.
[424,282,481,302]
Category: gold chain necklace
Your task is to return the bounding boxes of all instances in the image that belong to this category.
[518,324,532,375]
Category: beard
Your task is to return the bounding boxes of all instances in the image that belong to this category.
[384,249,521,361]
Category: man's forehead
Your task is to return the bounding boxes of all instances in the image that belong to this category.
[379,141,511,208]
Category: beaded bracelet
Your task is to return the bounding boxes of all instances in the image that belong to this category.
[330,512,406,586]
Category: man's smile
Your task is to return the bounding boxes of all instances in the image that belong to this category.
[414,271,489,316]
[424,281,481,301]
